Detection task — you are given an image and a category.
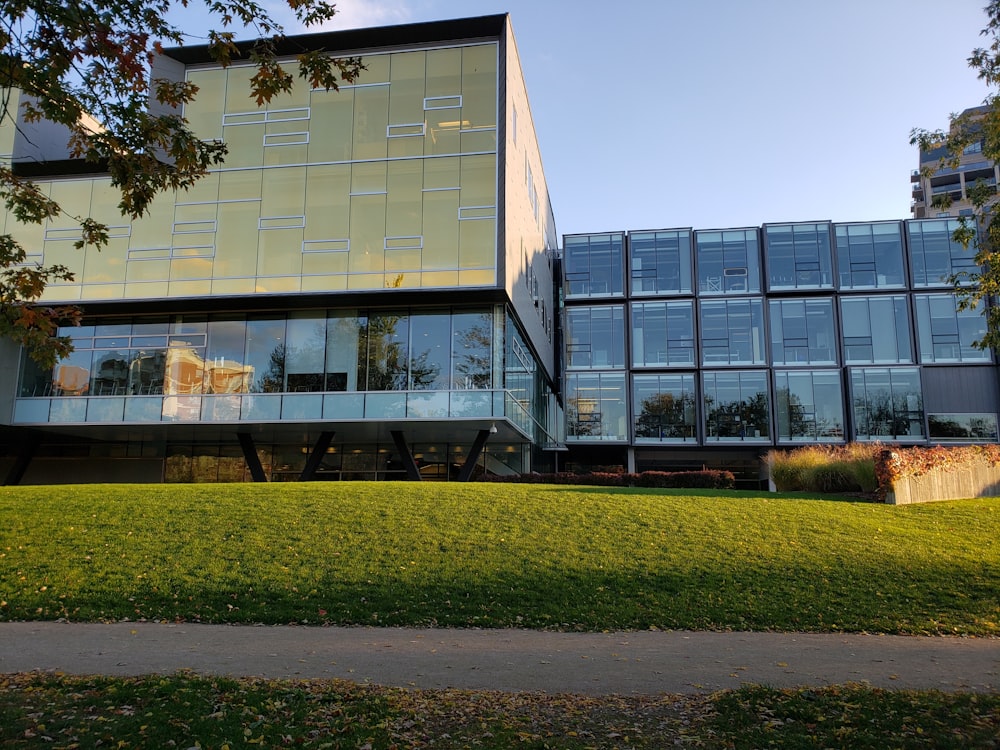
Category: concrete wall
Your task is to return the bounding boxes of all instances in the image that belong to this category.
[886,462,1000,504]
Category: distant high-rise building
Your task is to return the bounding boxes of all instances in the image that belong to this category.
[911,106,997,219]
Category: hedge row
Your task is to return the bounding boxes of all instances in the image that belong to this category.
[483,469,735,489]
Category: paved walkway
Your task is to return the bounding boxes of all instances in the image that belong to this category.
[1,622,997,695]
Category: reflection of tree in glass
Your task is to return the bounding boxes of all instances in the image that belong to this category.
[775,386,834,439]
[360,313,409,391]
[635,392,695,438]
[706,392,769,438]
[256,344,285,393]
[855,389,922,437]
[453,313,493,389]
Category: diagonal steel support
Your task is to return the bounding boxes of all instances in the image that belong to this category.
[299,431,336,481]
[390,430,422,481]
[237,432,268,482]
[456,429,491,482]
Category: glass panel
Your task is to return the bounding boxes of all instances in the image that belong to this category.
[631,301,695,367]
[699,298,766,365]
[566,305,625,369]
[850,367,924,440]
[703,370,770,441]
[840,296,912,364]
[285,312,327,392]
[566,372,626,440]
[908,219,979,287]
[836,222,905,289]
[629,230,692,295]
[245,316,286,393]
[359,311,409,390]
[928,413,998,441]
[774,370,844,442]
[563,233,625,297]
[452,310,493,388]
[765,223,834,290]
[695,229,761,295]
[768,298,836,365]
[409,311,450,389]
[633,373,697,442]
[915,294,990,363]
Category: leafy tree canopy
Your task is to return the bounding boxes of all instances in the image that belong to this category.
[910,0,1000,350]
[1,0,362,367]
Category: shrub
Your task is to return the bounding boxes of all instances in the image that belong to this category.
[767,444,881,495]
[482,470,734,489]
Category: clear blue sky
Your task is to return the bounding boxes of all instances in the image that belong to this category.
[180,0,994,237]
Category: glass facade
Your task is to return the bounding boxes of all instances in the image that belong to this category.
[16,307,507,425]
[629,230,692,295]
[18,42,500,302]
[563,218,994,451]
[765,223,834,290]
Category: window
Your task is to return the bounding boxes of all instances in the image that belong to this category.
[840,296,912,364]
[928,413,998,441]
[835,222,905,289]
[703,370,770,442]
[695,229,761,295]
[765,223,834,290]
[566,372,627,440]
[769,298,836,365]
[700,298,766,365]
[774,370,844,442]
[563,233,625,298]
[908,219,979,287]
[850,367,924,441]
[629,230,692,295]
[631,301,695,367]
[633,373,697,442]
[565,306,626,369]
[914,294,991,363]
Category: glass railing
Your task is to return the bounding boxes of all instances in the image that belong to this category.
[11,388,559,444]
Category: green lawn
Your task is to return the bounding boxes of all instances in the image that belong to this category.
[1,483,997,634]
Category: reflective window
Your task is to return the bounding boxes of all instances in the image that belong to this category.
[631,301,695,367]
[768,298,836,365]
[907,219,979,287]
[774,370,845,442]
[566,372,627,440]
[850,367,924,440]
[629,230,692,295]
[703,370,770,442]
[928,413,998,442]
[914,294,991,363]
[565,305,626,369]
[840,296,912,364]
[452,311,494,389]
[632,373,697,442]
[563,233,625,298]
[700,298,766,365]
[765,223,834,290]
[695,229,761,295]
[835,222,905,289]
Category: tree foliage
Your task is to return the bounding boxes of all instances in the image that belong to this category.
[910,0,1000,350]
[0,0,363,367]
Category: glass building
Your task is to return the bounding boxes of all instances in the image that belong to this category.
[563,219,999,485]
[0,16,564,483]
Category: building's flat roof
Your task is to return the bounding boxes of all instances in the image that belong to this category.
[162,14,508,66]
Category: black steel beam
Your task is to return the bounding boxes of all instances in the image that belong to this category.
[390,430,422,481]
[237,432,268,482]
[299,431,335,481]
